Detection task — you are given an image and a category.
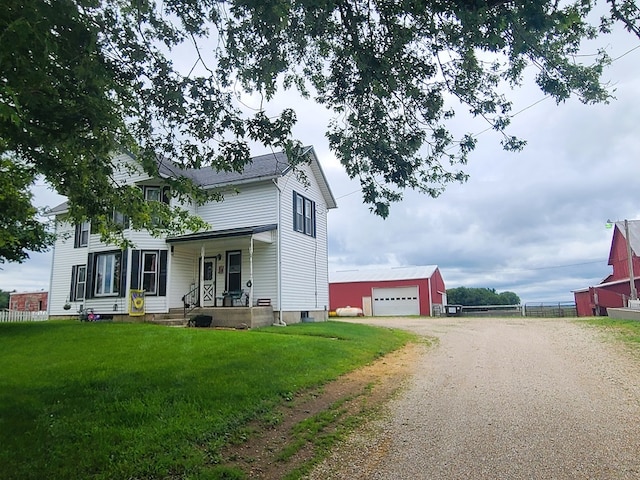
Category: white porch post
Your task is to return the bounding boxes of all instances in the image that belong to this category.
[199,245,205,306]
[249,236,254,307]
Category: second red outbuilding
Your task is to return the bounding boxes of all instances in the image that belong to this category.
[329,266,446,317]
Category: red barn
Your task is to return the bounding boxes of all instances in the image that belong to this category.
[329,266,446,317]
[9,291,49,312]
[574,221,640,316]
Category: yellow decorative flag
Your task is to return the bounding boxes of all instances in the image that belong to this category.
[129,289,145,316]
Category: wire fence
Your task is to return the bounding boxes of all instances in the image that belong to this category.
[522,302,577,318]
[444,302,578,318]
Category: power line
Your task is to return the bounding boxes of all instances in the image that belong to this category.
[444,259,607,275]
[523,260,606,271]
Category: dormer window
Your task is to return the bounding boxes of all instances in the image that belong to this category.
[144,186,170,226]
[144,186,170,204]
[145,186,161,202]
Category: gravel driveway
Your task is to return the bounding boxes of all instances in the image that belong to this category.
[307,317,640,479]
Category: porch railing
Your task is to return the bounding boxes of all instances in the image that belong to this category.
[182,285,199,320]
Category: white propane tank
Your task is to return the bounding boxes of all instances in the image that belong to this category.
[335,306,363,317]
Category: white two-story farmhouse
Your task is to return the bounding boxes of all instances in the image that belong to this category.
[48,146,337,327]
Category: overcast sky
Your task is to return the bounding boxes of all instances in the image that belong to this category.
[2,20,639,304]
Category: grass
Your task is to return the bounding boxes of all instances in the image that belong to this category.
[0,320,414,480]
[579,316,640,346]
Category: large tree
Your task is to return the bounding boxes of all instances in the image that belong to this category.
[1,0,638,262]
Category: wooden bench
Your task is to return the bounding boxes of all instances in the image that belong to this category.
[256,298,271,307]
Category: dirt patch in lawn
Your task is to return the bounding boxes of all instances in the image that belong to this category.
[216,341,426,479]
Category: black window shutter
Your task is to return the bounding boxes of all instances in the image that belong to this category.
[119,250,128,298]
[70,265,77,301]
[159,250,168,297]
[162,186,171,204]
[85,253,95,299]
[292,191,297,231]
[74,224,81,248]
[130,250,140,290]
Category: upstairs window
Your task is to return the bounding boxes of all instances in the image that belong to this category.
[144,186,161,203]
[144,186,170,226]
[144,186,170,204]
[112,210,129,229]
[74,221,90,248]
[293,191,316,237]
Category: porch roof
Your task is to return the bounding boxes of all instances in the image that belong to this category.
[166,224,277,244]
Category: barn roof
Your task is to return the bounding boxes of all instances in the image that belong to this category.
[608,220,640,266]
[329,266,438,283]
[615,221,640,256]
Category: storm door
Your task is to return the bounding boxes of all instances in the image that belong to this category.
[202,257,217,307]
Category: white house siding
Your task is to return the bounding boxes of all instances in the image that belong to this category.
[278,163,330,313]
[49,218,173,316]
[249,239,278,309]
[89,231,170,313]
[111,152,151,186]
[111,152,198,216]
[49,220,89,316]
[196,181,278,230]
[49,149,333,318]
[169,247,200,309]
[167,231,278,309]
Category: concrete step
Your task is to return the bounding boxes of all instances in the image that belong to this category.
[146,317,188,327]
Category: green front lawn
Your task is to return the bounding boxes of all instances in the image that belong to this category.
[0,320,413,480]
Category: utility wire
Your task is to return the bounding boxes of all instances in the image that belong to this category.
[332,43,640,201]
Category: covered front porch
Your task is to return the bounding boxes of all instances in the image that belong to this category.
[166,224,280,318]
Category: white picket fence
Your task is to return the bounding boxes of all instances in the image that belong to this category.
[0,310,48,323]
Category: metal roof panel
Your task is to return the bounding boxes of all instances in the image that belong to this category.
[330,266,439,283]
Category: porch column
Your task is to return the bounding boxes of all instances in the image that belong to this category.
[200,245,205,307]
[249,236,254,307]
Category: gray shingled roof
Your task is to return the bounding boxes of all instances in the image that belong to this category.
[47,201,69,215]
[48,146,336,215]
[157,150,291,188]
[159,146,336,208]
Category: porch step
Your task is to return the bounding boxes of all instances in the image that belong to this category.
[146,316,188,327]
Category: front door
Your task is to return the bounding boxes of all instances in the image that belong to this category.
[202,257,217,307]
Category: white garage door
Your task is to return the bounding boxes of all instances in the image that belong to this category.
[372,286,420,316]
